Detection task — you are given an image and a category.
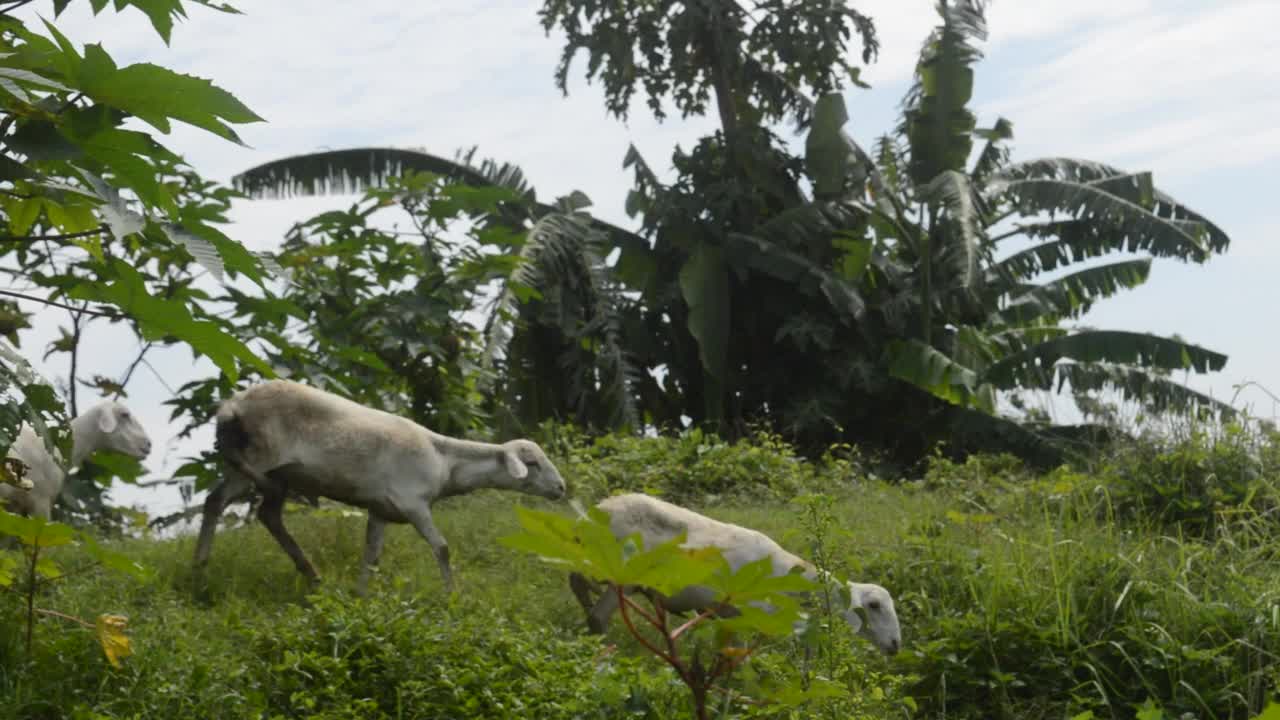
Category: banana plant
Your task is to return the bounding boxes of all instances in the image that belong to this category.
[233,147,647,432]
[805,0,1233,421]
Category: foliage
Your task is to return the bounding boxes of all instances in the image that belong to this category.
[0,0,277,523]
[501,503,874,719]
[1098,421,1280,535]
[0,431,1277,718]
[538,423,867,505]
[229,147,645,438]
[0,507,146,666]
[250,591,688,720]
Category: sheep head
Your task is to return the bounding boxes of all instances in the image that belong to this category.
[841,581,901,656]
[76,401,152,465]
[500,439,566,500]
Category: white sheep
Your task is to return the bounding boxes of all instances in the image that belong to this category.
[192,379,567,594]
[569,493,902,655]
[0,400,153,520]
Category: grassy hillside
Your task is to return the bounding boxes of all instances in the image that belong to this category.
[1,429,1278,719]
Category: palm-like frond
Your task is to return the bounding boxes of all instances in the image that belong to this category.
[887,338,995,412]
[725,232,866,319]
[970,117,1013,184]
[991,157,1229,254]
[995,258,1152,324]
[899,0,989,186]
[1055,361,1236,418]
[986,176,1211,262]
[233,147,532,201]
[923,169,986,288]
[983,330,1227,390]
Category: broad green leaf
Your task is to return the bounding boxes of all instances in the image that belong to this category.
[984,331,1228,388]
[900,0,985,185]
[74,43,263,143]
[834,233,872,283]
[0,551,17,586]
[718,603,801,637]
[66,260,272,381]
[678,244,730,379]
[805,93,853,198]
[1051,361,1236,418]
[989,177,1208,262]
[79,533,149,579]
[726,232,865,319]
[923,169,984,288]
[3,195,43,236]
[35,555,62,579]
[997,259,1151,324]
[887,338,996,413]
[0,509,76,546]
[759,676,850,707]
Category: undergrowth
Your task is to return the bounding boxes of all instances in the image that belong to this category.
[0,426,1276,719]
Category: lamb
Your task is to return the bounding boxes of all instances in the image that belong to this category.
[192,379,567,594]
[568,493,902,655]
[0,401,153,520]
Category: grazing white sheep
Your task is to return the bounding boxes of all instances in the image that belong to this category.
[0,401,153,520]
[192,379,567,594]
[569,493,902,656]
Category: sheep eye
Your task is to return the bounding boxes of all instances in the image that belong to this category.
[867,601,881,611]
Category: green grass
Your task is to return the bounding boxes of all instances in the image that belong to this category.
[1,435,1278,719]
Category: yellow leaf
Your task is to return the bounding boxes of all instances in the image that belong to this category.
[95,614,133,669]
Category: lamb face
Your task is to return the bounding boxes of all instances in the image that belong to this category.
[502,439,566,500]
[842,582,902,656]
[93,401,152,459]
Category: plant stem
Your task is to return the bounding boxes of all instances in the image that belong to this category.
[0,290,117,319]
[0,225,107,242]
[25,543,38,656]
[32,607,94,629]
[69,312,83,417]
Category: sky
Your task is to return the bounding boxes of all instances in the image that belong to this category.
[8,0,1280,519]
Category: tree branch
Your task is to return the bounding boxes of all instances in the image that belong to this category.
[0,226,108,243]
[0,290,117,319]
[118,342,154,388]
[141,358,176,395]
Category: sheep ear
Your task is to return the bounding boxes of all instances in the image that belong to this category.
[504,448,529,479]
[843,606,865,632]
[843,582,868,631]
[97,407,117,434]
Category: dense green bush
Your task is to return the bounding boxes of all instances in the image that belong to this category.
[250,591,690,720]
[537,424,868,504]
[2,429,1278,720]
[1098,423,1280,535]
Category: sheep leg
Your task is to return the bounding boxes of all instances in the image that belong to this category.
[192,469,254,571]
[356,513,387,596]
[569,572,601,614]
[585,583,626,634]
[405,505,453,593]
[257,489,320,583]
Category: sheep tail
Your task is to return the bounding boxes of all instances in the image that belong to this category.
[214,404,275,490]
[214,405,249,456]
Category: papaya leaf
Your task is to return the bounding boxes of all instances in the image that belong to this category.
[65,260,272,381]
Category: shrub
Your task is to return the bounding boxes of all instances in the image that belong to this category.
[537,424,863,504]
[1100,423,1280,535]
